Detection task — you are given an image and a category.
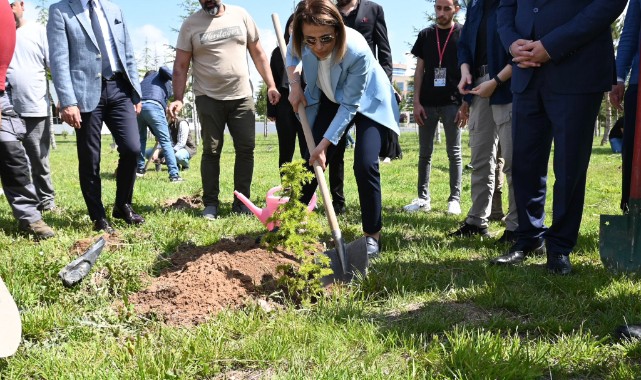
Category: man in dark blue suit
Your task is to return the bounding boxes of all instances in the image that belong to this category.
[490,0,627,274]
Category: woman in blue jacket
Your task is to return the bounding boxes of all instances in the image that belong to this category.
[286,0,400,256]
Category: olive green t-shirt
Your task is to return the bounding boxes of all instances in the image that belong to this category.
[176,5,259,100]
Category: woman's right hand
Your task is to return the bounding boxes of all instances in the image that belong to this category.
[288,83,307,113]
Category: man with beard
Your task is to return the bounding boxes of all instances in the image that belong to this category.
[169,0,280,220]
[47,0,144,233]
[331,0,400,215]
[405,0,465,216]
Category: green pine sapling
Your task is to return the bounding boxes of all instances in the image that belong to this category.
[262,160,332,305]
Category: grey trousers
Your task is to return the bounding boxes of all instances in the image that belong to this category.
[417,104,462,202]
[465,75,517,230]
[196,96,255,207]
[0,115,43,225]
[22,116,55,209]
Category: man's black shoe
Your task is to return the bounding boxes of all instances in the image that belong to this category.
[546,252,572,275]
[366,236,379,259]
[449,222,490,238]
[93,218,115,234]
[333,202,346,215]
[490,239,546,265]
[232,201,252,215]
[112,204,145,225]
[615,324,641,340]
[496,230,517,244]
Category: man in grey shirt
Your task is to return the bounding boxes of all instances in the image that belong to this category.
[7,0,56,211]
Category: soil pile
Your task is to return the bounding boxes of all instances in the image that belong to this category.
[129,236,297,325]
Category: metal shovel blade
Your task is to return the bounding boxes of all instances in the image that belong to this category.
[59,237,106,288]
[600,211,641,273]
[320,236,369,285]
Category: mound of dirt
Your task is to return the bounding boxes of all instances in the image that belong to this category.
[164,195,203,211]
[129,236,298,326]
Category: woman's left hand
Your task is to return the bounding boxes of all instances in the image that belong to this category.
[309,138,331,170]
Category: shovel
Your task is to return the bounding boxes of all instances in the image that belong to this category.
[600,52,641,273]
[0,276,21,358]
[272,14,368,283]
[59,237,106,287]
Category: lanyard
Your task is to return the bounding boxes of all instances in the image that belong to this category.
[436,25,455,68]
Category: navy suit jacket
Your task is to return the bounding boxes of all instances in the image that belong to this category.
[458,0,512,105]
[497,0,626,94]
[47,0,141,112]
[347,0,393,81]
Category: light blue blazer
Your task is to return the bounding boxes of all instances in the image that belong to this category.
[47,0,140,112]
[287,27,399,145]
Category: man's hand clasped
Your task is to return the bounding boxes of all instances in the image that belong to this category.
[510,39,551,68]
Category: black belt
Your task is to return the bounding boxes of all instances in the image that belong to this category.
[102,71,125,81]
[475,65,489,78]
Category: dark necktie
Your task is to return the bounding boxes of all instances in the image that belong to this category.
[88,0,113,78]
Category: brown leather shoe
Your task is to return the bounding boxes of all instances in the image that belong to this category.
[19,219,55,240]
[112,204,145,225]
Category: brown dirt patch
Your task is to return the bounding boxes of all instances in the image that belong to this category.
[129,236,298,326]
[69,233,125,256]
[164,195,203,211]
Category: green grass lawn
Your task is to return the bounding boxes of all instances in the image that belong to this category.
[1,132,640,379]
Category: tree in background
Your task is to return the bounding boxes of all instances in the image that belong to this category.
[255,81,268,121]
[34,0,57,149]
[35,0,48,25]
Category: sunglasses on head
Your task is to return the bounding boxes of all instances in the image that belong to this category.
[304,34,336,46]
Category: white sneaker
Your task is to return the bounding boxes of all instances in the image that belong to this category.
[403,198,431,212]
[447,200,461,215]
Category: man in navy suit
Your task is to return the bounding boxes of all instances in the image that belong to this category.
[47,0,143,233]
[490,0,627,274]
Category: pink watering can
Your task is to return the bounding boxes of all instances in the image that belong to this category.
[234,186,317,231]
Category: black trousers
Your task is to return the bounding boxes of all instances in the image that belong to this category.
[301,95,386,234]
[77,76,140,221]
[274,89,307,168]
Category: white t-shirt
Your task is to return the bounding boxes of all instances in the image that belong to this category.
[317,52,336,103]
[176,5,260,100]
[6,21,50,117]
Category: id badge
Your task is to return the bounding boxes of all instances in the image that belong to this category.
[434,68,446,87]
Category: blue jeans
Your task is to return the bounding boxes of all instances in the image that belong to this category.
[137,101,179,178]
[174,149,191,168]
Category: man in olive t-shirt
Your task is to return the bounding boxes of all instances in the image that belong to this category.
[168,0,280,220]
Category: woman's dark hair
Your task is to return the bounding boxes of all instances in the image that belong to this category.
[291,0,347,62]
[284,14,294,44]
